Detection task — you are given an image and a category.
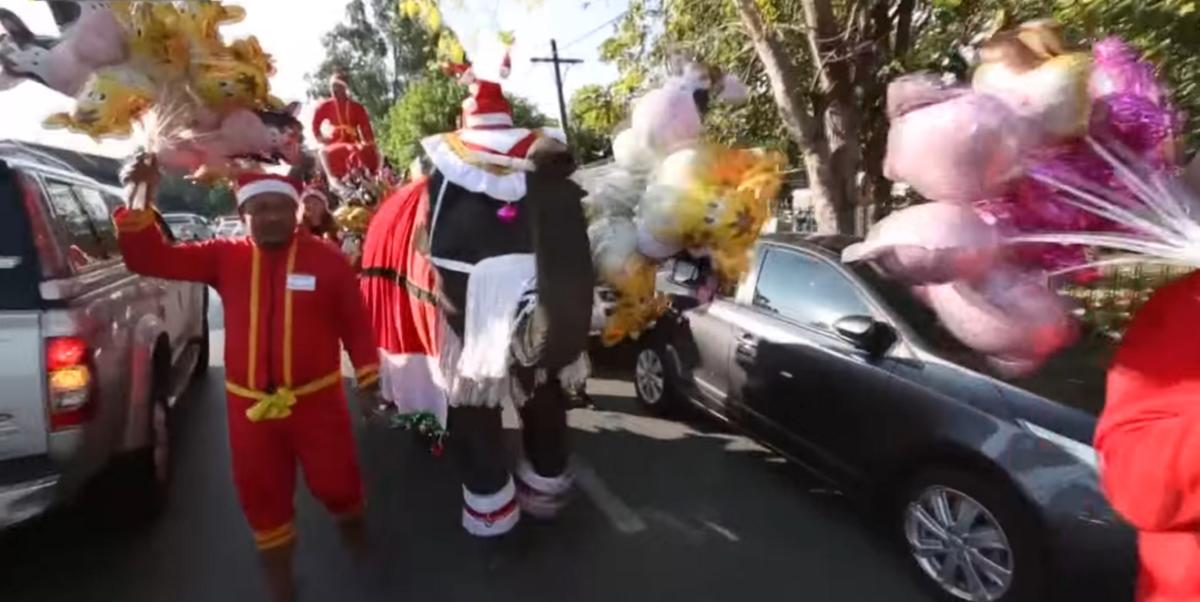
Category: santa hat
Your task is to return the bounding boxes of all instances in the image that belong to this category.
[462,80,513,129]
[301,187,328,207]
[236,173,301,207]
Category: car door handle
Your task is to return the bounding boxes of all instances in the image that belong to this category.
[735,334,757,365]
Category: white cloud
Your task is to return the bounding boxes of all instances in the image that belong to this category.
[0,0,624,158]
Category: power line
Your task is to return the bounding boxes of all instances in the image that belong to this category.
[562,9,629,50]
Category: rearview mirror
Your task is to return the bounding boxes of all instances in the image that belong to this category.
[834,315,897,357]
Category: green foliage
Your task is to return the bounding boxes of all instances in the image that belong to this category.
[156,176,235,219]
[380,72,550,169]
[306,0,434,130]
[569,84,626,162]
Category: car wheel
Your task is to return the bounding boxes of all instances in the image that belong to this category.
[634,341,679,414]
[900,469,1046,602]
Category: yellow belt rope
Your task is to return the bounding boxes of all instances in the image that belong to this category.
[226,371,342,422]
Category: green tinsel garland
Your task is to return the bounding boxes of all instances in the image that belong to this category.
[388,412,447,456]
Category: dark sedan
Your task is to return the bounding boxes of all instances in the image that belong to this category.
[635,234,1135,602]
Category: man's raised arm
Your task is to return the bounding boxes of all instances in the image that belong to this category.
[113,154,223,286]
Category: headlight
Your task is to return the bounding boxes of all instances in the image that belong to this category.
[1018,419,1099,470]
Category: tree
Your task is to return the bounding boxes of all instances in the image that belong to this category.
[380,71,551,169]
[306,0,433,130]
[156,176,235,218]
[569,84,626,163]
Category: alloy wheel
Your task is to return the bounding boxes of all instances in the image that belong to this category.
[904,485,1014,601]
[635,348,665,405]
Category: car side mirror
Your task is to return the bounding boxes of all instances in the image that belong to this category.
[671,260,700,285]
[834,315,897,357]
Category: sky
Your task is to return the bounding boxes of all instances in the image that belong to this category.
[0,0,626,158]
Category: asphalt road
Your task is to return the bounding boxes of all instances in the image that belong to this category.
[0,294,936,602]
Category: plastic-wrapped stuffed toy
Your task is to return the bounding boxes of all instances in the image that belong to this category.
[125,2,190,83]
[191,45,276,113]
[156,103,303,181]
[43,66,156,139]
[0,6,126,97]
[972,20,1092,140]
[174,0,247,50]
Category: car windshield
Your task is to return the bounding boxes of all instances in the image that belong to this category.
[164,216,190,224]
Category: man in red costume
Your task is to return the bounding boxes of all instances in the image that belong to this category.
[312,72,380,188]
[1096,271,1200,601]
[117,159,380,602]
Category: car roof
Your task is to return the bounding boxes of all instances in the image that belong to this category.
[759,233,862,259]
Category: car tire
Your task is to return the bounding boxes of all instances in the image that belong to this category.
[899,468,1047,602]
[633,337,681,415]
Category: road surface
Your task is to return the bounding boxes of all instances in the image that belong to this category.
[0,294,935,602]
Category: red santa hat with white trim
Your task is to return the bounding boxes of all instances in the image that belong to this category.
[236,173,302,207]
[462,80,514,129]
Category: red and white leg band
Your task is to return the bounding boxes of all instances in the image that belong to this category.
[462,477,520,537]
[515,458,573,520]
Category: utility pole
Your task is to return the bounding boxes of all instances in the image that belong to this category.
[531,40,583,146]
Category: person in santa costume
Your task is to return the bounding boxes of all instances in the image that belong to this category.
[360,61,594,536]
[312,71,381,193]
[1095,271,1200,602]
[117,159,379,602]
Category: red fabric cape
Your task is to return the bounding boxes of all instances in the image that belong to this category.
[359,177,441,361]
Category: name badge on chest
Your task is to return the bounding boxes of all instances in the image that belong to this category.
[286,273,317,292]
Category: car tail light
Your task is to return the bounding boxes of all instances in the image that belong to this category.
[46,337,94,430]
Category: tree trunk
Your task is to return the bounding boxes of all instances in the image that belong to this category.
[734,0,870,234]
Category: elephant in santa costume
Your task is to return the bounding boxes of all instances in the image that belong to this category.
[360,75,593,536]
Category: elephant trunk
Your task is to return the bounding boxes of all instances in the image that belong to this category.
[516,141,595,372]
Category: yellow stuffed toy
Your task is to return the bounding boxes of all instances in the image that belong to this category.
[43,67,156,139]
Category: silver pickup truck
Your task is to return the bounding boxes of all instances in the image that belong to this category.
[0,145,208,528]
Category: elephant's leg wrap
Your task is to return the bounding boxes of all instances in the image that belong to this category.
[450,406,519,536]
[515,383,573,519]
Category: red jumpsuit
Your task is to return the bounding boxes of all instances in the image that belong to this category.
[312,97,380,181]
[114,208,379,551]
[1096,271,1200,602]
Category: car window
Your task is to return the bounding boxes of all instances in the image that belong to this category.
[753,248,872,330]
[72,185,120,258]
[42,179,106,270]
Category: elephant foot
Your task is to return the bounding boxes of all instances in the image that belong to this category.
[462,477,520,537]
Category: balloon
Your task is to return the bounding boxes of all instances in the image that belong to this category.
[612,128,657,173]
[0,6,126,97]
[43,67,156,139]
[973,52,1093,139]
[885,91,1033,203]
[842,203,1001,284]
[1089,37,1166,104]
[922,266,1077,372]
[630,87,702,155]
[886,73,967,120]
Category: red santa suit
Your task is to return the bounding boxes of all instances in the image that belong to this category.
[114,174,379,551]
[1096,271,1200,602]
[312,75,381,182]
